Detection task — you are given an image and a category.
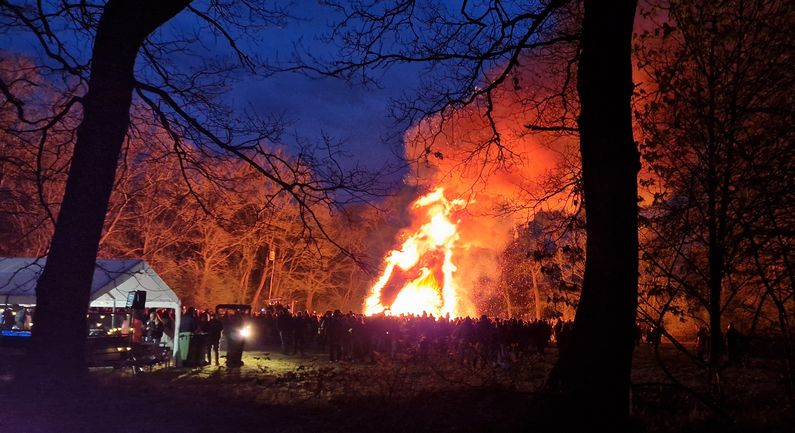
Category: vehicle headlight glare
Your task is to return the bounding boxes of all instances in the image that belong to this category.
[239,326,251,338]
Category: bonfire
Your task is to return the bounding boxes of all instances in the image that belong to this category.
[364,188,467,317]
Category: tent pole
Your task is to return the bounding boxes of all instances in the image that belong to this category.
[173,301,182,364]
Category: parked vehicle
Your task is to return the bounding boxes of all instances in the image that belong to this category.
[216,304,252,368]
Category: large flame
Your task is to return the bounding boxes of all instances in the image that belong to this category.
[365,188,466,317]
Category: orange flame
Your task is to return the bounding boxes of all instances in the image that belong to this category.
[365,188,466,317]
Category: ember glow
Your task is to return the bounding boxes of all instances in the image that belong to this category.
[364,188,466,317]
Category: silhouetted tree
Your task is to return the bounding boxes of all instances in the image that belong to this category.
[500,211,585,320]
[0,0,384,376]
[544,2,639,429]
[635,0,795,401]
[305,0,640,427]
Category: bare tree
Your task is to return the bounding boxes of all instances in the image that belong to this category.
[632,0,795,411]
[0,0,386,376]
[499,210,585,320]
[635,0,794,375]
[297,0,640,427]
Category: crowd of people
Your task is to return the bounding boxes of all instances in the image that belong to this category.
[1,306,33,331]
[3,302,749,369]
[170,305,571,366]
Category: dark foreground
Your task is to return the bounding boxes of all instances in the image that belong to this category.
[0,345,791,433]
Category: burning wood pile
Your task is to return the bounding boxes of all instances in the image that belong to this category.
[364,188,467,318]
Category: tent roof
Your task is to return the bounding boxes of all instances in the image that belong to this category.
[0,257,180,309]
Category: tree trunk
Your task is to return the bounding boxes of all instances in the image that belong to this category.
[30,0,191,376]
[198,258,211,307]
[702,13,727,373]
[250,257,271,308]
[545,0,639,429]
[238,250,254,304]
[503,289,514,318]
[531,265,542,320]
[305,289,315,312]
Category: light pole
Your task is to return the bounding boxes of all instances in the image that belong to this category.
[267,245,276,301]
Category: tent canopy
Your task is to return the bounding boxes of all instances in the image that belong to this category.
[0,257,180,310]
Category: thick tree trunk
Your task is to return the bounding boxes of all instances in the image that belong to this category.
[545,0,639,429]
[707,219,724,371]
[305,289,315,312]
[30,0,191,376]
[250,263,270,308]
[250,244,273,307]
[706,87,723,372]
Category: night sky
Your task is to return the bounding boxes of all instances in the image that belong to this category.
[230,0,424,170]
[4,0,429,177]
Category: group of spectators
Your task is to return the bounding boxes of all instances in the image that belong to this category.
[170,305,573,366]
[121,306,757,371]
[0,306,33,331]
[695,322,746,364]
[2,302,753,370]
[109,308,178,346]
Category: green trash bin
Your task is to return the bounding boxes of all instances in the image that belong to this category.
[178,332,207,367]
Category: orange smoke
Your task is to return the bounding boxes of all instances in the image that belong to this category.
[367,52,586,317]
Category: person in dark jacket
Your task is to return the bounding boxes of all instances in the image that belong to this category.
[145,310,164,343]
[203,312,224,366]
[180,307,198,333]
[725,322,744,365]
[325,310,344,362]
[277,309,293,355]
[292,311,307,356]
[2,307,15,330]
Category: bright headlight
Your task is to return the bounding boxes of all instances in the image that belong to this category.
[239,326,251,338]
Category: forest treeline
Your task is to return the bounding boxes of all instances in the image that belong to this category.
[1,0,792,342]
[0,93,391,311]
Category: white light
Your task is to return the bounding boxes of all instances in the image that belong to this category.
[239,326,251,338]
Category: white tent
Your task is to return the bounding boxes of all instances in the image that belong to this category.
[0,257,181,356]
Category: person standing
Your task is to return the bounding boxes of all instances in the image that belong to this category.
[725,322,744,365]
[180,307,197,333]
[292,311,306,356]
[132,312,145,343]
[159,310,175,348]
[326,310,343,362]
[696,326,709,362]
[1,307,14,330]
[178,307,198,364]
[145,310,164,343]
[277,309,293,355]
[14,308,26,330]
[203,312,223,366]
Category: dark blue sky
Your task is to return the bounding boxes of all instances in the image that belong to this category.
[230,0,422,169]
[233,65,415,165]
[3,0,425,177]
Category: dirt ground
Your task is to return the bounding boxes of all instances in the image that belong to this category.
[0,344,791,433]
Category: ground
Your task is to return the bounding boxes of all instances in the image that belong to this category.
[0,344,791,432]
